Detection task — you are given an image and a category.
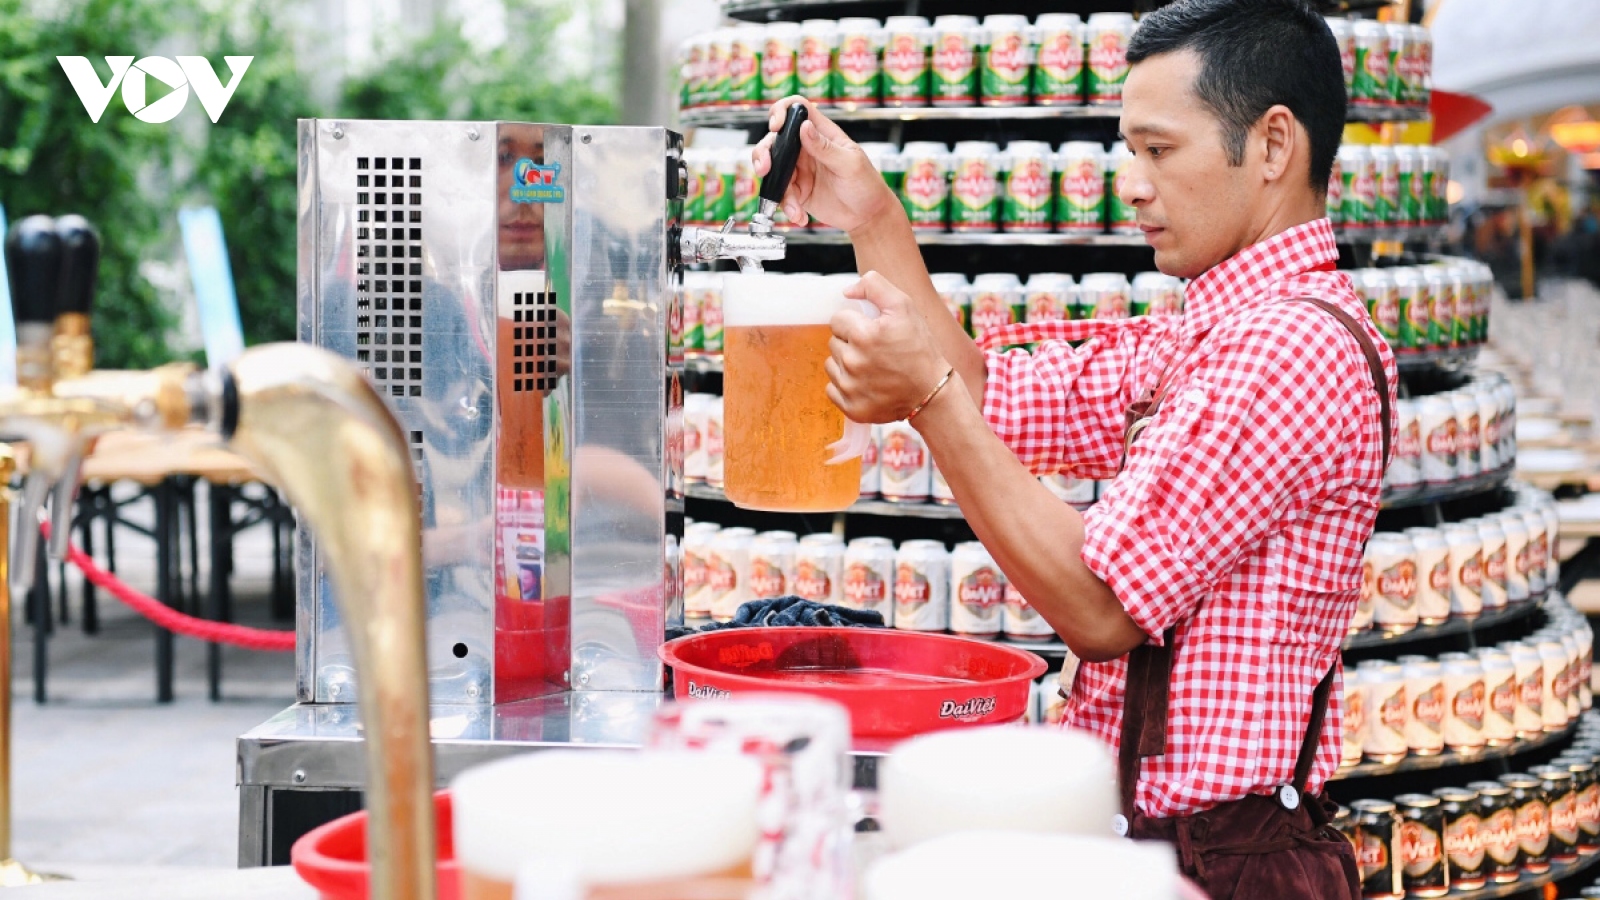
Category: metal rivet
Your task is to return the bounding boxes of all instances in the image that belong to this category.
[581,133,592,144]
[467,128,480,142]
[293,770,307,785]
[331,127,344,140]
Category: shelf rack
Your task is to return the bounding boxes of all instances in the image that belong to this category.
[681,103,1429,129]
[1333,704,1576,781]
[1340,591,1545,652]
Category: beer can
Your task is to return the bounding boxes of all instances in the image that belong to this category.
[1477,647,1517,745]
[1409,24,1432,108]
[704,29,732,108]
[665,532,683,625]
[1477,516,1509,610]
[1368,532,1418,633]
[1003,582,1054,641]
[1054,142,1106,232]
[1534,766,1580,863]
[704,148,737,225]
[1371,145,1400,228]
[1104,142,1138,235]
[793,533,844,606]
[1443,264,1471,348]
[1352,798,1402,899]
[1498,511,1531,602]
[727,24,764,110]
[979,15,1031,107]
[950,541,1005,639]
[1031,13,1084,105]
[833,18,884,107]
[1000,141,1055,232]
[929,272,971,333]
[969,272,1023,343]
[1023,272,1074,328]
[680,36,706,110]
[1327,17,1355,96]
[1502,772,1551,873]
[881,16,932,107]
[898,141,950,231]
[1357,268,1401,346]
[1423,267,1455,351]
[1334,804,1359,861]
[1327,149,1343,226]
[1339,144,1376,230]
[1475,381,1501,472]
[1539,638,1570,730]
[761,22,801,104]
[1393,267,1433,352]
[1354,552,1375,633]
[1579,623,1594,708]
[1468,780,1520,882]
[1084,13,1133,105]
[1440,652,1486,751]
[842,537,895,623]
[1556,757,1600,853]
[893,539,950,632]
[1147,274,1185,316]
[1394,145,1424,228]
[1423,146,1451,226]
[749,531,798,600]
[948,141,1001,232]
[878,419,931,503]
[1360,660,1409,763]
[1130,272,1168,318]
[1433,787,1487,890]
[1041,473,1095,508]
[733,148,762,224]
[682,522,721,619]
[1395,794,1446,897]
[1402,656,1445,755]
[930,458,954,505]
[704,394,725,488]
[682,148,707,225]
[930,15,979,107]
[1387,398,1422,490]
[860,422,881,498]
[1403,527,1450,624]
[796,19,836,105]
[1443,521,1484,617]
[1343,665,1368,765]
[1507,641,1545,739]
[1417,394,1457,484]
[1538,501,1560,587]
[683,392,708,483]
[1383,22,1410,108]
[1351,20,1390,108]
[695,270,724,355]
[1079,271,1131,320]
[1519,507,1548,595]
[707,527,756,622]
[1564,631,1583,719]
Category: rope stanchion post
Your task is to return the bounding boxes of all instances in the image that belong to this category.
[0,448,65,885]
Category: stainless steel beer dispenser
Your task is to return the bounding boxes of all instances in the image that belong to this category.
[296,117,798,706]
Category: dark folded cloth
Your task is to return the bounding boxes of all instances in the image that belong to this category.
[665,595,885,642]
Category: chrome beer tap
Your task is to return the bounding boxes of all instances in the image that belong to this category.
[4,215,436,899]
[679,104,808,273]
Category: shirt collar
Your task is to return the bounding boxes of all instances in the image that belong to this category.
[1180,218,1340,342]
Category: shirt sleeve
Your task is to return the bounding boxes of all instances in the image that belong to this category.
[981,317,1176,480]
[1080,304,1361,643]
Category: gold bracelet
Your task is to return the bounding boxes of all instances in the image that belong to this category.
[906,367,956,422]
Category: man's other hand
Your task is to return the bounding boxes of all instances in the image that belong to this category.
[826,271,952,424]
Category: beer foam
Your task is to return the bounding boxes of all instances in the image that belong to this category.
[452,750,762,883]
[863,832,1177,900]
[879,726,1117,850]
[721,274,858,326]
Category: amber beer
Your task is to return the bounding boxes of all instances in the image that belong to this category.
[723,274,871,512]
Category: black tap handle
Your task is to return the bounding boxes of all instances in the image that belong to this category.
[4,215,61,326]
[54,215,99,316]
[760,104,809,207]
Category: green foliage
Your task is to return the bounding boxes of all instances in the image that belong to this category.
[0,0,620,364]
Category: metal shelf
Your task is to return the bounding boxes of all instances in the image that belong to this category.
[1340,590,1544,651]
[782,230,1152,247]
[1468,847,1600,900]
[720,0,1398,22]
[681,103,1428,129]
[1336,225,1448,246]
[1379,462,1515,510]
[1332,705,1578,780]
[1395,345,1482,372]
[685,482,968,519]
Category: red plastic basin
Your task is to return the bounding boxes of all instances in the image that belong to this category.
[659,627,1047,738]
[291,791,460,900]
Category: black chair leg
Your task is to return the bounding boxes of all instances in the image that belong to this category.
[207,483,232,702]
[80,487,99,634]
[270,492,293,622]
[31,538,50,704]
[185,478,200,614]
[155,480,176,704]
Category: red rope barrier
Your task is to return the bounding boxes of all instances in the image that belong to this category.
[41,521,295,652]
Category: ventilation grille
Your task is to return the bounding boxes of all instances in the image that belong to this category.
[354,155,424,399]
[511,290,560,393]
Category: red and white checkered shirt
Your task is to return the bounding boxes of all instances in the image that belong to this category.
[979,219,1398,818]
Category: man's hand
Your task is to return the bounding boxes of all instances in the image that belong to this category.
[751,96,901,235]
[825,272,952,424]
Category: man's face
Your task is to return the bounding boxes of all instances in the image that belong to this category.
[1118,50,1257,279]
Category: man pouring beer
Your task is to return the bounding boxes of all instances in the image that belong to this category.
[752,0,1394,896]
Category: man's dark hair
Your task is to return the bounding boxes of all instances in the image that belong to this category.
[1127,0,1346,193]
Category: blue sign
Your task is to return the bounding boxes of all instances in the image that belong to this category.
[510,158,565,204]
[0,206,16,388]
[178,206,245,369]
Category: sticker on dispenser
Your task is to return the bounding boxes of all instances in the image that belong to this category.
[511,158,565,204]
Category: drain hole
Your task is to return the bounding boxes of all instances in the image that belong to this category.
[452,643,468,659]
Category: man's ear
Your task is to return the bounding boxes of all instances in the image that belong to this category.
[1259,104,1298,185]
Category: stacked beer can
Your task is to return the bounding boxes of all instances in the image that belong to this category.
[1324,17,1434,113]
[679,13,1139,112]
[1380,372,1515,498]
[1356,490,1555,637]
[1351,260,1493,358]
[1328,144,1452,232]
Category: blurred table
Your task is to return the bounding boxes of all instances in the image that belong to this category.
[11,864,314,899]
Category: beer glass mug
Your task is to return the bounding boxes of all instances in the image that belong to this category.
[722,274,876,512]
[452,750,763,899]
